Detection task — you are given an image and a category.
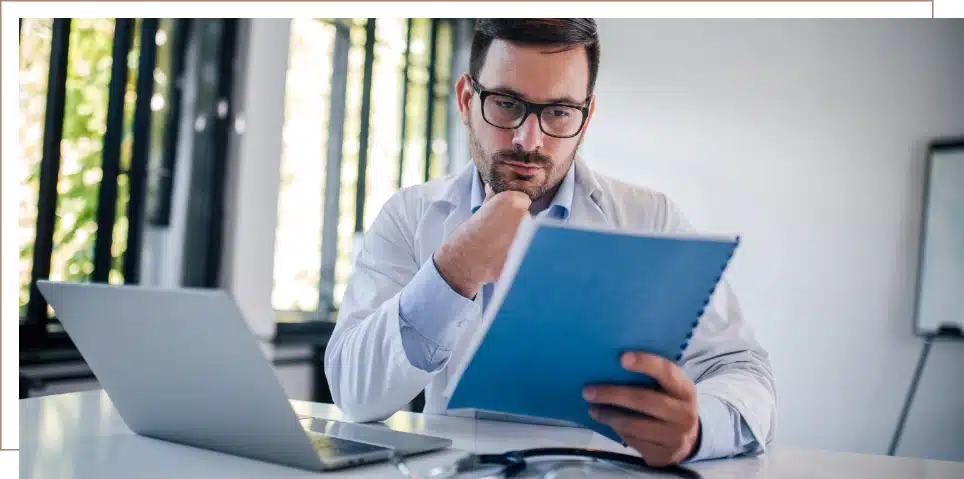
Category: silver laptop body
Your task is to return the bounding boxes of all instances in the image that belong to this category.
[36,280,452,472]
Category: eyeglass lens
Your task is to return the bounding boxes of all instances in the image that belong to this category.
[482,94,584,138]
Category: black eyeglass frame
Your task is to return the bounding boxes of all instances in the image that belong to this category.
[470,76,591,139]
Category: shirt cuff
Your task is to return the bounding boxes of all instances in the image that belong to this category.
[398,256,480,371]
[687,394,737,462]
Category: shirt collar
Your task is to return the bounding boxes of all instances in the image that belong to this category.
[470,162,576,220]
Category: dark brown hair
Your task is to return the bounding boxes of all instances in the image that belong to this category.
[469,19,600,99]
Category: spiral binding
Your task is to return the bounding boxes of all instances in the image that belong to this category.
[675,236,741,362]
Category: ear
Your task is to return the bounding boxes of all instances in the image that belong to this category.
[580,93,597,137]
[455,73,474,126]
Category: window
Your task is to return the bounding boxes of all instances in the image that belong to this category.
[19,17,471,350]
[18,18,56,318]
[19,18,176,349]
[272,18,467,316]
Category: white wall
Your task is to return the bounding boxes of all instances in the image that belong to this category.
[582,19,964,460]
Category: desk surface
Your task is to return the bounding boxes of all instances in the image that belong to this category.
[20,390,964,478]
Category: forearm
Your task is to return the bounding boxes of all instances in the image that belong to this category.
[689,353,777,461]
[324,292,436,422]
[398,255,482,371]
[325,256,482,421]
[678,271,776,461]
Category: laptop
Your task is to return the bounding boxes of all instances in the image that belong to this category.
[36,280,452,472]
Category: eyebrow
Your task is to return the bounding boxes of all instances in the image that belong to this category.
[488,85,585,107]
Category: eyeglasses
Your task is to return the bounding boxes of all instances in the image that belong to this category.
[471,77,590,139]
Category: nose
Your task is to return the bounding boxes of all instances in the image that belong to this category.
[511,113,544,152]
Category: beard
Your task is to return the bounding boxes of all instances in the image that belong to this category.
[468,124,578,202]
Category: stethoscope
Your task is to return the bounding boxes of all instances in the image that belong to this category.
[408,447,705,478]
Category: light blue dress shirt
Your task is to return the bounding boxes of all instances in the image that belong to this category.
[396,164,759,462]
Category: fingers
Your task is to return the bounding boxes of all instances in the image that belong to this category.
[583,385,692,424]
[620,352,695,402]
[589,407,695,466]
[622,435,686,468]
[589,406,677,445]
[481,184,532,210]
[585,352,701,466]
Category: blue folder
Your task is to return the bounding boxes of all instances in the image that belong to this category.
[443,217,740,444]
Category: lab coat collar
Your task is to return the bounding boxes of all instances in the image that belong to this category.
[428,153,604,219]
[468,162,576,220]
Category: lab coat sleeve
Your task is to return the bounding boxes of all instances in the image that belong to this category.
[659,194,778,460]
[324,190,479,423]
[398,258,481,371]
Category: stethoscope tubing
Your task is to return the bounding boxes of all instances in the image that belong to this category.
[462,447,704,478]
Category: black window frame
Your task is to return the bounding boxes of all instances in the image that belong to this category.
[19,19,473,407]
[302,17,469,318]
[18,18,211,356]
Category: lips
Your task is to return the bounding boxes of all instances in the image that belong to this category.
[500,160,542,175]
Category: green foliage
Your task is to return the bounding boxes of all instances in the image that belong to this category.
[19,19,147,316]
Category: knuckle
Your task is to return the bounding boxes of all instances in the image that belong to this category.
[661,359,676,380]
[611,389,635,408]
[593,386,613,401]
[487,192,509,205]
[628,392,649,412]
[640,388,660,406]
[674,401,694,420]
[490,191,530,212]
[680,413,695,428]
[599,386,621,401]
[507,191,531,208]
[487,193,507,206]
[684,408,699,426]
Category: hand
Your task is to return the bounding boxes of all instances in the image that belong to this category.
[583,352,701,467]
[434,188,532,298]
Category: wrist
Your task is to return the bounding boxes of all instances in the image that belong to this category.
[433,246,483,299]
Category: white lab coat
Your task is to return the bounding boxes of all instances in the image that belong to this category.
[324,156,776,451]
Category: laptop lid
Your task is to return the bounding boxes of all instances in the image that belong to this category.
[36,280,325,472]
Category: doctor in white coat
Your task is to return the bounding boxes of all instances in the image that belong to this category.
[325,18,776,467]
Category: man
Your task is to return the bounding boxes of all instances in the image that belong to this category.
[325,18,776,466]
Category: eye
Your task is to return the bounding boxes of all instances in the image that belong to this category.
[547,108,572,118]
[494,99,518,110]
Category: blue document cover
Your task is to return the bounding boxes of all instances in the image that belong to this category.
[443,218,740,443]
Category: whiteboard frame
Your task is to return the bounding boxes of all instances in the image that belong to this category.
[911,136,964,339]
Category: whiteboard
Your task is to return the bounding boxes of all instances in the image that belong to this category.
[914,140,964,337]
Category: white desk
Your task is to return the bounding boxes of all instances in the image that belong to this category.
[20,390,964,478]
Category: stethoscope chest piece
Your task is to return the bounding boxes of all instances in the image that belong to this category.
[428,452,523,478]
